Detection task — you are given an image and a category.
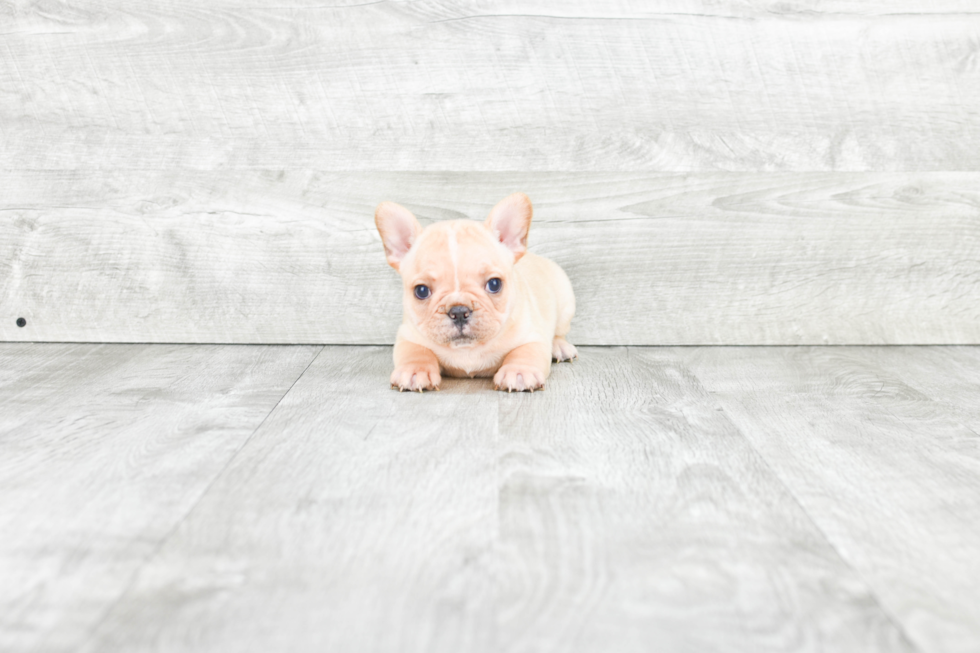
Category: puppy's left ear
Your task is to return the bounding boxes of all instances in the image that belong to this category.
[485,192,532,262]
[375,202,423,270]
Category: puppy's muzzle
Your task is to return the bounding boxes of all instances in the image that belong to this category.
[448,305,471,328]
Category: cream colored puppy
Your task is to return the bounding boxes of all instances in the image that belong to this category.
[376,193,576,392]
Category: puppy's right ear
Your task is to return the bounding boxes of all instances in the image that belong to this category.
[375,202,423,270]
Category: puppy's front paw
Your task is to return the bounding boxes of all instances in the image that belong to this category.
[494,365,545,393]
[391,365,441,392]
[552,337,578,362]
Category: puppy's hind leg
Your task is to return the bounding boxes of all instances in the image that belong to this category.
[552,282,577,362]
[552,336,578,362]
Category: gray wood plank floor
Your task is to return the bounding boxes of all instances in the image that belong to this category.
[0,344,321,653]
[1,344,977,653]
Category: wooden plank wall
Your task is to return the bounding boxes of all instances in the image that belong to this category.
[1,1,977,344]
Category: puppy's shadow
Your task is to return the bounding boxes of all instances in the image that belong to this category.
[435,377,495,394]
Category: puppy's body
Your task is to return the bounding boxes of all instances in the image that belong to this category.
[397,242,574,378]
[376,194,576,392]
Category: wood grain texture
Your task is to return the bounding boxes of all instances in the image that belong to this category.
[80,347,501,653]
[494,347,914,653]
[2,0,979,171]
[0,343,320,653]
[681,346,980,653]
[76,347,916,653]
[835,346,980,435]
[6,344,980,651]
[1,170,977,345]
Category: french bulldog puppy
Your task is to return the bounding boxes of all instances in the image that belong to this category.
[375,193,576,392]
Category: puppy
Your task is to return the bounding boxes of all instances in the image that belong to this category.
[375,193,576,392]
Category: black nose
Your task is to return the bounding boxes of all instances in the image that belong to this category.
[448,305,471,325]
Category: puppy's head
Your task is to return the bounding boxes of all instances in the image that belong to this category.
[375,193,533,348]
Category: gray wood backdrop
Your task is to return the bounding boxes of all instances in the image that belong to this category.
[1,0,978,344]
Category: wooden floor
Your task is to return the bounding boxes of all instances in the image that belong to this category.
[1,344,978,653]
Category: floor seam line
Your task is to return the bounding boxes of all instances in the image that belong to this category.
[709,391,925,653]
[75,344,325,649]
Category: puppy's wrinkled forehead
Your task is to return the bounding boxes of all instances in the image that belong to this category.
[407,220,510,273]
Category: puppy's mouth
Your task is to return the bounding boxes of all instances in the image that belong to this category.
[446,319,485,347]
[449,330,476,347]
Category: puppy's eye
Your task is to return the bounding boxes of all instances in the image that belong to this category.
[485,278,502,294]
[414,285,430,300]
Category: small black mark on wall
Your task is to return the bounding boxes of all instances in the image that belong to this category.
[16,317,26,327]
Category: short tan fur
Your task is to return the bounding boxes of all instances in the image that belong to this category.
[375,193,576,392]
